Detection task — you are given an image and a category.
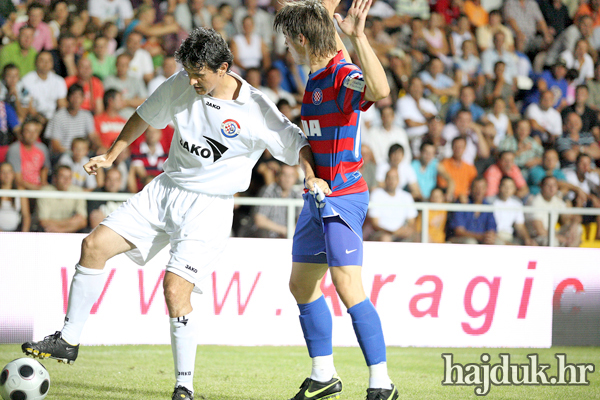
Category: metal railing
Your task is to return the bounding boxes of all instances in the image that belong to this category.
[1,189,599,246]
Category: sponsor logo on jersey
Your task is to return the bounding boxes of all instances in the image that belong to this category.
[185,264,197,273]
[312,88,323,105]
[220,119,240,138]
[301,119,322,137]
[180,139,211,158]
[203,136,229,162]
[206,101,220,110]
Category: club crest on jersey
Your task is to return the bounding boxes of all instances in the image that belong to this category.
[312,88,323,105]
[221,119,240,138]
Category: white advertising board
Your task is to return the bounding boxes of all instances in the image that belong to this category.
[2,233,593,347]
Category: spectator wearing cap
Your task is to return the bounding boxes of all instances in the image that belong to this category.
[395,76,438,140]
[0,25,37,77]
[525,90,563,146]
[12,2,55,51]
[484,150,529,199]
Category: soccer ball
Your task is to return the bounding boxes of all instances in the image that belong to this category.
[0,358,50,400]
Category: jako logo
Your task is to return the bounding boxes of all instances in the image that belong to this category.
[185,265,198,273]
[179,138,229,163]
[206,101,220,110]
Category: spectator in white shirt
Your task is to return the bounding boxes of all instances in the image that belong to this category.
[525,90,563,146]
[88,0,134,31]
[563,154,600,238]
[115,31,154,84]
[20,51,68,124]
[395,76,438,139]
[363,106,411,166]
[492,176,536,245]
[368,168,418,242]
[375,143,421,200]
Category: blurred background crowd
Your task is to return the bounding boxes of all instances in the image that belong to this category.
[0,0,599,247]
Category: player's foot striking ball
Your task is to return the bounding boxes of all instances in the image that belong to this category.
[172,385,194,400]
[366,384,399,400]
[22,331,79,365]
[289,375,342,400]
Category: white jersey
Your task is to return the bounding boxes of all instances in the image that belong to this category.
[136,71,308,195]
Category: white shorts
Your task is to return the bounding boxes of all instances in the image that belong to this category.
[101,173,234,293]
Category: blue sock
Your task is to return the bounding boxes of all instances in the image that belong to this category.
[298,296,333,358]
[348,298,387,366]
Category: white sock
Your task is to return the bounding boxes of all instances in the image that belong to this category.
[369,362,392,389]
[61,264,107,345]
[170,309,197,393]
[310,355,336,382]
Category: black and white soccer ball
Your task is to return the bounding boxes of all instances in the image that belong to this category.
[0,358,50,400]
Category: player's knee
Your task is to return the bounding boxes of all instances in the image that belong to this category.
[289,278,312,302]
[81,234,102,259]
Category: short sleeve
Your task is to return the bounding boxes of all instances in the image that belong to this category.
[6,143,21,173]
[258,99,309,166]
[5,103,19,129]
[334,65,373,114]
[137,74,177,129]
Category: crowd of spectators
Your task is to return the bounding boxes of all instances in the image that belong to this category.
[0,0,599,247]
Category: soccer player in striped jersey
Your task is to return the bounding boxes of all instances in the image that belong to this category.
[275,1,398,399]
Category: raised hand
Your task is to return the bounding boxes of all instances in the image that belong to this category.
[333,0,372,39]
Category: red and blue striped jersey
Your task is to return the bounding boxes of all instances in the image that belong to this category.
[301,51,373,196]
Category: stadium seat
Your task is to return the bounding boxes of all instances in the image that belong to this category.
[580,223,600,248]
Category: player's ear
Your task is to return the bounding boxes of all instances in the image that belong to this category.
[218,62,229,77]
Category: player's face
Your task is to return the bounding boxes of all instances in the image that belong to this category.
[184,65,221,96]
[284,36,307,66]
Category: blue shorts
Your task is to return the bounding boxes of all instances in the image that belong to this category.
[292,191,369,267]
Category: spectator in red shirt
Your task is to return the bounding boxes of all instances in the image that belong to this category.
[484,150,530,199]
[65,57,104,115]
[91,89,127,154]
[5,117,50,190]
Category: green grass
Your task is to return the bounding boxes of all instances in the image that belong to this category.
[1,345,600,399]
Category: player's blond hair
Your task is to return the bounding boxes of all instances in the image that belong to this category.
[274,0,337,60]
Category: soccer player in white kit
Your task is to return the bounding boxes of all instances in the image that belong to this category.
[22,28,328,400]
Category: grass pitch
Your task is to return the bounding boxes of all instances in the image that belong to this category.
[1,345,600,399]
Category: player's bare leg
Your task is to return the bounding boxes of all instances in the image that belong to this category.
[22,225,135,364]
[328,265,366,309]
[164,272,197,400]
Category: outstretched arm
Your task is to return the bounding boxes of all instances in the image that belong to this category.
[334,0,390,101]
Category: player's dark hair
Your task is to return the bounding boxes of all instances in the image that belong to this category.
[274,0,337,60]
[175,27,233,73]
